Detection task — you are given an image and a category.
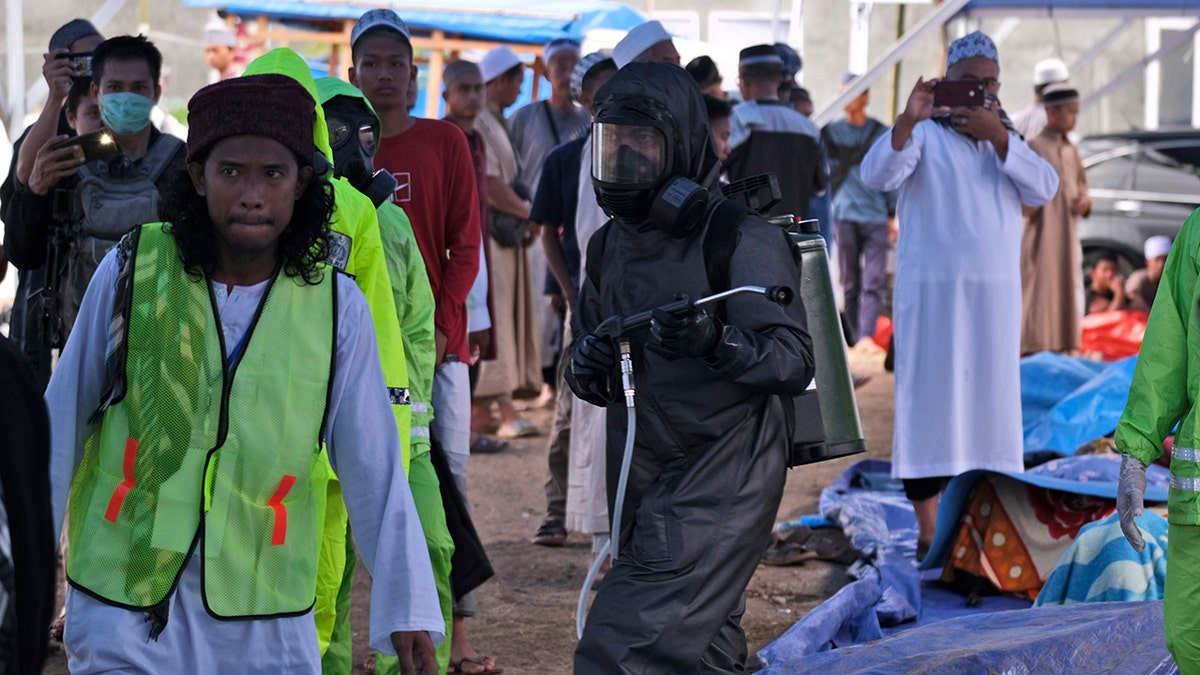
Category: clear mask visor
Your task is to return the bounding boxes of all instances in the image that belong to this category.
[593,122,667,186]
[327,116,379,156]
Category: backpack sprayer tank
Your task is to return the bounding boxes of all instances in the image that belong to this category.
[726,174,866,466]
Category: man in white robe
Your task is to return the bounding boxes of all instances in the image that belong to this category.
[859,31,1059,559]
[47,74,442,674]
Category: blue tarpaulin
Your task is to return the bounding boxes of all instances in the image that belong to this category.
[759,453,1173,673]
[1021,352,1137,456]
[772,601,1177,674]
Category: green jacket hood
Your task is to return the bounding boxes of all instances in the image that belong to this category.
[244,48,333,161]
[316,77,375,115]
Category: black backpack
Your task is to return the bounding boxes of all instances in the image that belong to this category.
[43,134,184,347]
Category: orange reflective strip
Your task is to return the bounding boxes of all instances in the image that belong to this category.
[104,438,139,523]
[267,475,297,546]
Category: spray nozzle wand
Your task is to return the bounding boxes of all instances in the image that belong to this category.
[617,285,793,334]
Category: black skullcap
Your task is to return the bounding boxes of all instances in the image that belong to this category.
[686,55,721,89]
[774,43,803,81]
[50,19,101,52]
[789,87,811,103]
[1041,83,1079,107]
[186,74,315,165]
[739,45,784,69]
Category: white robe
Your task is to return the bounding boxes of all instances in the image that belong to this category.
[48,249,444,673]
[859,121,1059,479]
[566,136,611,535]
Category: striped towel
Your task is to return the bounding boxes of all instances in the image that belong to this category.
[1034,511,1168,606]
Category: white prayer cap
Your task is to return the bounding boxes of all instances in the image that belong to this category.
[1144,236,1172,260]
[1033,58,1069,86]
[946,30,998,68]
[480,46,522,83]
[571,50,614,100]
[205,20,237,48]
[544,37,581,64]
[613,21,672,69]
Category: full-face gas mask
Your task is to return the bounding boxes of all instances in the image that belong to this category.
[323,96,396,207]
[592,95,709,238]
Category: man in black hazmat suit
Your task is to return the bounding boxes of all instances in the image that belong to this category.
[567,61,816,674]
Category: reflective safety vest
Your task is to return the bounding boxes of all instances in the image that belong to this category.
[66,223,335,618]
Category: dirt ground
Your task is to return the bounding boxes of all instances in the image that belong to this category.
[42,349,894,673]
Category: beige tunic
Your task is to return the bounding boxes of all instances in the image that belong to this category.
[1021,128,1088,353]
[475,107,542,398]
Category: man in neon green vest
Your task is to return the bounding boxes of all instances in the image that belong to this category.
[1117,211,1200,673]
[315,76,455,675]
[47,73,440,674]
[241,49,426,666]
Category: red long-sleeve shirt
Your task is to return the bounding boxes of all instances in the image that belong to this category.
[375,119,482,362]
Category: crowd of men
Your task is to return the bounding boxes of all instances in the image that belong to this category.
[0,10,1192,675]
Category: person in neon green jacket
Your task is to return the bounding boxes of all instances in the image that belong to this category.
[1116,209,1200,673]
[315,76,454,675]
[242,49,422,667]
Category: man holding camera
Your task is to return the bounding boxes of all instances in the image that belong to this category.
[0,19,103,387]
[859,31,1058,559]
[5,35,185,352]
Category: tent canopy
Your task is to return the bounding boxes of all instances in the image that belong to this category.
[181,0,645,45]
[963,0,1200,16]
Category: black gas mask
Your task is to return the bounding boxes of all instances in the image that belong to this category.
[323,96,396,207]
[592,96,708,238]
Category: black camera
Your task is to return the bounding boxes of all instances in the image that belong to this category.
[56,52,93,79]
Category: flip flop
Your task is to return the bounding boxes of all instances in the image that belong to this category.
[450,655,504,674]
[762,526,813,566]
[470,436,510,454]
[496,418,538,439]
[761,527,857,566]
[532,517,567,547]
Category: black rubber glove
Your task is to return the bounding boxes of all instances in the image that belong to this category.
[649,305,722,360]
[569,333,616,403]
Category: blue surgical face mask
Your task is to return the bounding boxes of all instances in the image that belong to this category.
[100,92,154,135]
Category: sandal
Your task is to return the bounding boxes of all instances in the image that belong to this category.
[496,418,538,439]
[470,436,510,454]
[532,517,567,547]
[761,527,857,566]
[450,655,503,674]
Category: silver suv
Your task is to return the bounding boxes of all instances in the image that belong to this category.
[1078,130,1200,271]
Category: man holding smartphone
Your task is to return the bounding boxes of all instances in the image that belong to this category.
[859,31,1059,560]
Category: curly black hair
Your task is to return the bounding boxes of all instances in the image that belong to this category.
[160,157,335,285]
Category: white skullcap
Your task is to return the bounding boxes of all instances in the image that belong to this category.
[480,46,523,83]
[1033,58,1069,86]
[544,37,581,64]
[1144,235,1172,260]
[613,21,672,69]
[205,20,237,48]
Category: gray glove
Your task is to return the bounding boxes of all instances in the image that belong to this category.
[1117,453,1148,552]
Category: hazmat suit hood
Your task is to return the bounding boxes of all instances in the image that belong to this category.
[244,48,334,166]
[315,77,395,206]
[591,61,719,231]
[316,76,373,113]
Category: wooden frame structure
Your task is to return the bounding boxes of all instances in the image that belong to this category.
[214,9,573,117]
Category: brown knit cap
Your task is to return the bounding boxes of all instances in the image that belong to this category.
[186,73,315,165]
